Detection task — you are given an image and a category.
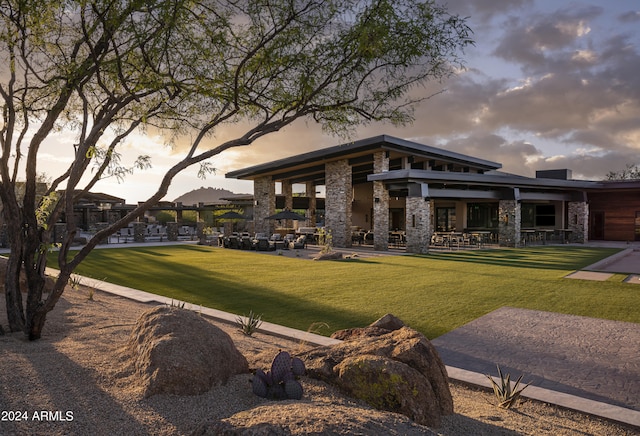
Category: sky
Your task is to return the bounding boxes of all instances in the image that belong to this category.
[39,0,640,203]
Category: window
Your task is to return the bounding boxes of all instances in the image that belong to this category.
[467,203,498,229]
[436,207,456,231]
[522,203,555,227]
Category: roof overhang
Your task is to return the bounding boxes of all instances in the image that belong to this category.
[226,135,501,181]
[368,169,600,190]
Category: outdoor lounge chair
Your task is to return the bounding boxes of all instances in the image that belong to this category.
[290,235,307,249]
[252,233,270,251]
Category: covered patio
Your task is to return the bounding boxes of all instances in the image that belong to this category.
[226,135,595,253]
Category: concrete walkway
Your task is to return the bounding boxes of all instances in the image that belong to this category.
[432,307,640,428]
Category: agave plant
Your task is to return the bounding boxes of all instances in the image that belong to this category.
[236,310,263,336]
[486,365,530,409]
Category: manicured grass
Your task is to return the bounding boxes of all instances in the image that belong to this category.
[58,245,640,339]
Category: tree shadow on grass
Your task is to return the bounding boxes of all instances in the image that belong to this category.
[414,247,620,271]
[76,247,376,334]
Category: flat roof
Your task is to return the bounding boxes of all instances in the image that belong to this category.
[368,169,601,190]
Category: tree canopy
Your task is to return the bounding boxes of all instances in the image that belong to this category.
[606,164,640,181]
[0,0,473,339]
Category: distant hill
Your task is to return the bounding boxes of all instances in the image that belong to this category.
[173,187,249,205]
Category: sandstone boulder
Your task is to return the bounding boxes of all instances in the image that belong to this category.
[192,402,437,435]
[300,326,453,427]
[127,306,249,397]
[331,313,405,340]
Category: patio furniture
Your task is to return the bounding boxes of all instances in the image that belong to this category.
[252,233,270,251]
[269,233,285,250]
[290,235,307,249]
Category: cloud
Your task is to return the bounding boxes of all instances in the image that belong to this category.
[618,10,640,23]
[493,5,603,72]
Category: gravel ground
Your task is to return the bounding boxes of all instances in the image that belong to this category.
[0,287,637,435]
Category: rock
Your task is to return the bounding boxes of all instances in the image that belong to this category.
[370,313,406,331]
[127,306,249,397]
[312,251,343,261]
[300,326,453,428]
[335,355,444,426]
[330,326,390,341]
[192,403,436,435]
[331,313,405,340]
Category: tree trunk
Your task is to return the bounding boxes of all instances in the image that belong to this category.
[4,249,25,332]
[27,307,48,341]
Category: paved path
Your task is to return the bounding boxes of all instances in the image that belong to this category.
[432,307,640,412]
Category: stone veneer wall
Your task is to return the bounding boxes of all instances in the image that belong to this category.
[133,222,147,243]
[306,181,316,227]
[166,222,179,241]
[373,151,389,251]
[405,197,431,254]
[325,159,352,248]
[281,179,293,228]
[498,200,521,247]
[567,201,588,243]
[253,176,275,235]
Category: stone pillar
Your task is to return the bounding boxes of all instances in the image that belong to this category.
[306,181,317,227]
[373,151,389,251]
[498,200,521,247]
[282,179,293,229]
[428,199,435,236]
[405,196,431,254]
[325,159,352,248]
[196,221,208,245]
[568,201,588,243]
[254,176,276,236]
[133,222,146,243]
[167,222,179,241]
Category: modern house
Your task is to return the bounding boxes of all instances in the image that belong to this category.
[227,135,640,253]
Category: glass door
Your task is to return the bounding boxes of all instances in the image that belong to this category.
[436,207,456,232]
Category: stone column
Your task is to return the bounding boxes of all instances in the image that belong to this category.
[306,181,317,227]
[254,176,276,236]
[373,151,389,251]
[133,222,147,243]
[405,196,431,254]
[282,179,293,229]
[568,201,588,243]
[498,200,521,247]
[167,222,179,241]
[196,221,208,245]
[325,159,352,248]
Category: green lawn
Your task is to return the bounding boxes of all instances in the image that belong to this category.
[58,245,640,339]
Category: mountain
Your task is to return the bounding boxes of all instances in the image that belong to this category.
[173,187,249,205]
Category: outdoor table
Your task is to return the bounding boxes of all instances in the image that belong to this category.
[521,229,536,245]
[558,229,573,243]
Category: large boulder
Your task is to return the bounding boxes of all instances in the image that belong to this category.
[192,403,437,435]
[300,325,453,428]
[331,313,405,340]
[127,306,249,397]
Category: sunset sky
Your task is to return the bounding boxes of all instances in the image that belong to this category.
[39,0,640,203]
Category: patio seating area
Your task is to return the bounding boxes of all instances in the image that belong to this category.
[219,232,309,251]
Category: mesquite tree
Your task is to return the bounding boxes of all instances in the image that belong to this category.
[0,0,472,340]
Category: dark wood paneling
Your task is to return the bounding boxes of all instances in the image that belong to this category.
[589,191,640,241]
